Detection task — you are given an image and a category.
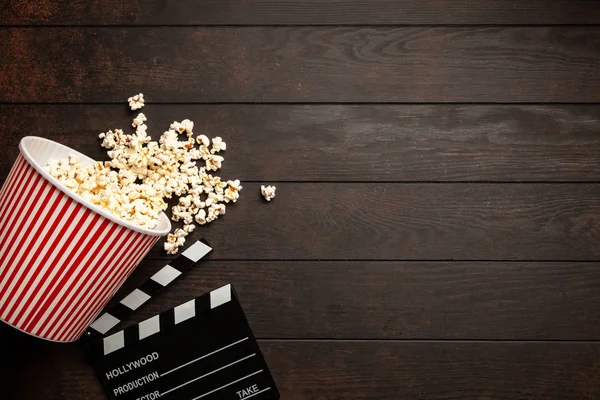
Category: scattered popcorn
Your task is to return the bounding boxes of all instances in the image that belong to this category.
[47,94,243,255]
[261,185,276,202]
[128,93,145,110]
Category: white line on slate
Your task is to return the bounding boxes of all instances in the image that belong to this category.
[244,387,272,399]
[160,336,249,377]
[191,370,263,400]
[161,353,256,396]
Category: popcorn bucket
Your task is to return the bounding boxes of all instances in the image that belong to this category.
[0,137,171,342]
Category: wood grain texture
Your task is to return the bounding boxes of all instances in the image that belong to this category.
[103,260,600,340]
[0,182,596,260]
[2,104,600,182]
[124,183,600,261]
[1,0,599,397]
[2,27,600,102]
[3,0,600,25]
[265,341,600,400]
[2,328,600,400]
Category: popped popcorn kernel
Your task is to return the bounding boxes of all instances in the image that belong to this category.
[261,185,276,202]
[196,135,210,147]
[183,224,195,234]
[195,209,207,225]
[211,137,226,153]
[170,121,187,135]
[128,93,145,110]
[181,119,194,135]
[206,155,224,171]
[132,113,147,128]
[224,179,242,203]
[164,241,178,254]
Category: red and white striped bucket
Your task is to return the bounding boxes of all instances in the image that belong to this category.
[0,137,171,342]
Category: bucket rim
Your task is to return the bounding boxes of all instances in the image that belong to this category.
[18,136,171,237]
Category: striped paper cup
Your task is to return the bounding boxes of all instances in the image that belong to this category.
[0,137,171,342]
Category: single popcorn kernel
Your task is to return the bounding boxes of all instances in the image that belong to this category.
[196,135,210,147]
[195,209,207,225]
[170,121,187,135]
[211,137,226,153]
[261,185,276,202]
[224,179,242,203]
[128,93,145,110]
[206,155,224,171]
[181,119,194,135]
[132,113,147,128]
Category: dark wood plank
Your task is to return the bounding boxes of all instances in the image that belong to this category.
[0,181,596,260]
[2,104,600,182]
[3,330,600,400]
[130,183,599,260]
[3,0,600,25]
[265,341,600,400]
[0,181,597,260]
[103,260,600,340]
[2,27,599,102]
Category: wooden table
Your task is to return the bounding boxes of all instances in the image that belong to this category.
[2,1,600,399]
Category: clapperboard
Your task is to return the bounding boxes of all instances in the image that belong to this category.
[85,240,279,400]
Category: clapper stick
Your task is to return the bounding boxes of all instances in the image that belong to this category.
[87,239,212,337]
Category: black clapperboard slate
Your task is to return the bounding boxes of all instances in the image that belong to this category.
[85,240,279,400]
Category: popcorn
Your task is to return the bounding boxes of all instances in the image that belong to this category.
[211,203,226,217]
[178,195,193,208]
[208,192,224,203]
[132,113,147,128]
[195,209,207,225]
[211,137,226,153]
[164,241,178,254]
[206,203,226,223]
[183,224,195,234]
[224,180,242,203]
[135,123,148,136]
[45,160,60,176]
[171,205,188,222]
[261,185,276,202]
[167,232,185,246]
[174,228,187,239]
[64,178,78,189]
[181,119,194,135]
[170,121,186,135]
[128,93,145,110]
[46,94,243,255]
[206,155,224,171]
[196,135,210,147]
[165,230,185,254]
